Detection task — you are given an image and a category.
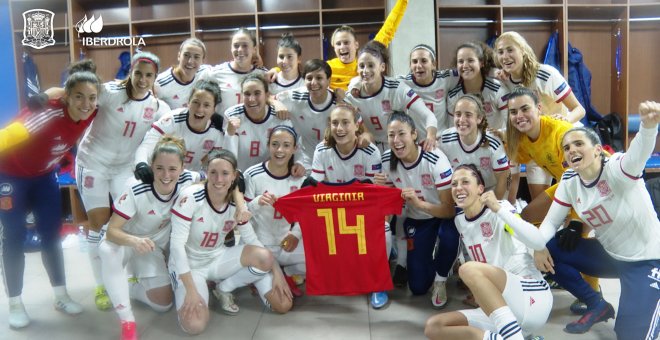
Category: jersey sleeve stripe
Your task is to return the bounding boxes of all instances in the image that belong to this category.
[152,124,165,135]
[436,180,450,188]
[555,87,572,103]
[312,169,325,174]
[552,197,571,207]
[619,156,642,180]
[171,208,192,221]
[406,95,421,109]
[112,206,132,220]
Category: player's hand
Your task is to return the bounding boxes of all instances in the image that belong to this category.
[134,162,154,184]
[272,99,290,120]
[27,92,49,112]
[551,113,568,121]
[266,68,278,83]
[131,236,155,254]
[258,192,277,206]
[422,134,437,151]
[252,53,264,68]
[495,69,509,82]
[210,113,224,132]
[401,188,421,206]
[181,289,206,321]
[479,191,501,212]
[272,269,293,301]
[227,117,240,136]
[280,234,299,252]
[291,163,306,178]
[356,133,371,148]
[234,206,252,224]
[533,248,555,274]
[373,172,388,186]
[334,88,346,103]
[639,100,660,127]
[556,220,583,252]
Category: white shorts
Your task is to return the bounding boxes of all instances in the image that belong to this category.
[524,161,553,186]
[100,239,169,280]
[76,164,133,210]
[459,271,552,333]
[170,245,246,310]
[266,241,305,270]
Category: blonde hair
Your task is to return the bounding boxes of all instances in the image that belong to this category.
[495,32,540,87]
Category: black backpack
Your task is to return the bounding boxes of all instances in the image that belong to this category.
[593,113,624,152]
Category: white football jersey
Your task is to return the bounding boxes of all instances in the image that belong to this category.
[112,170,200,249]
[446,77,509,130]
[344,76,436,145]
[398,69,460,134]
[455,200,542,280]
[155,65,211,109]
[204,62,267,115]
[501,64,571,118]
[310,142,382,183]
[170,183,263,273]
[224,104,295,171]
[269,73,304,96]
[77,82,170,169]
[555,154,660,261]
[381,147,453,219]
[276,88,337,169]
[439,128,509,192]
[134,108,238,172]
[244,162,305,246]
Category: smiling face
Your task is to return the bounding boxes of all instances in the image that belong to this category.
[177,43,205,77]
[453,98,482,139]
[333,31,359,64]
[231,33,255,69]
[130,61,157,98]
[451,168,484,209]
[187,89,216,132]
[508,94,540,135]
[151,152,184,195]
[409,48,435,85]
[304,68,329,99]
[65,81,98,122]
[242,80,268,117]
[562,130,602,173]
[206,158,237,197]
[330,107,358,147]
[358,52,385,89]
[387,119,418,163]
[268,129,296,169]
[277,47,300,75]
[456,47,482,82]
[495,38,523,77]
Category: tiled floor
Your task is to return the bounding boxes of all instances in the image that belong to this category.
[0,245,620,340]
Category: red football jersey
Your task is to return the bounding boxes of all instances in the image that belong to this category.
[0,100,96,177]
[274,181,403,295]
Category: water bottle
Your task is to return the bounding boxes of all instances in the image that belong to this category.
[78,226,88,253]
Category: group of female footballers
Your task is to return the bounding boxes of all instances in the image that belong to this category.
[1,0,658,339]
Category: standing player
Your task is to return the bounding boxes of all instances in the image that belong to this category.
[169,150,292,335]
[327,0,408,91]
[344,40,438,150]
[425,165,552,340]
[447,42,509,131]
[375,113,457,309]
[205,28,268,115]
[398,44,459,135]
[244,126,307,296]
[439,94,510,200]
[76,51,170,310]
[310,105,388,308]
[269,33,304,96]
[495,31,585,204]
[155,38,210,109]
[135,80,238,173]
[497,101,660,338]
[275,59,337,170]
[0,63,100,328]
[99,136,199,340]
[224,73,304,174]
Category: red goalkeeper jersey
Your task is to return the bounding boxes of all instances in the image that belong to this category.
[274,180,403,295]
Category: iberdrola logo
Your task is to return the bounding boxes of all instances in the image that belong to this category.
[75,14,103,36]
[75,14,145,47]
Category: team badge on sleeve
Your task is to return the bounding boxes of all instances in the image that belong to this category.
[554,82,567,95]
[480,222,493,238]
[406,89,415,98]
[440,169,452,179]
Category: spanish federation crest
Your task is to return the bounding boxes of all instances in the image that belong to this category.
[22,9,56,49]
